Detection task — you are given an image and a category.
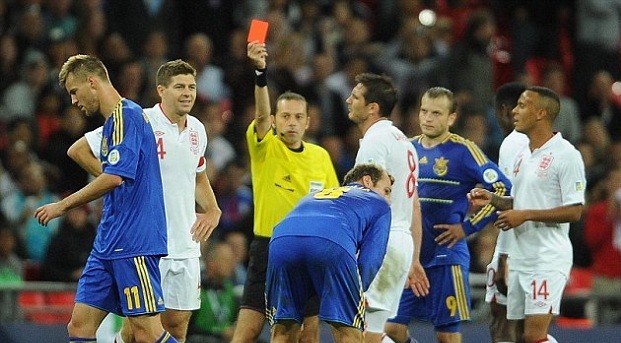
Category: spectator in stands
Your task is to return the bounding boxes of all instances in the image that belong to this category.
[40,205,95,282]
[1,161,59,262]
[583,70,621,140]
[188,241,238,343]
[540,62,582,144]
[584,167,621,324]
[223,231,249,290]
[0,223,23,322]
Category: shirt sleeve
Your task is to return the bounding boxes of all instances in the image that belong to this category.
[84,126,103,160]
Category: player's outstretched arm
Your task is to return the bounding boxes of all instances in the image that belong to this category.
[34,173,122,225]
[468,187,513,210]
[247,41,271,140]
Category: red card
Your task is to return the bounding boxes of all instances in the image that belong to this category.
[247,19,269,43]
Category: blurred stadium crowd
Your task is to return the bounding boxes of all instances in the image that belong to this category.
[1,0,621,327]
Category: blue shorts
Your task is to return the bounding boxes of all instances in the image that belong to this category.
[266,236,365,330]
[75,254,165,316]
[389,265,470,330]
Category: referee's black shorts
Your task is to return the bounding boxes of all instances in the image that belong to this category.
[240,236,319,316]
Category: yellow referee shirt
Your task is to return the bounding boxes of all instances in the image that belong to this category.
[246,121,339,237]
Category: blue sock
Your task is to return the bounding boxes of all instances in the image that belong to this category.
[69,338,96,343]
[155,331,178,342]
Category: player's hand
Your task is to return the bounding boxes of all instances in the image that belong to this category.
[34,202,66,226]
[467,187,492,207]
[408,260,430,297]
[494,209,526,231]
[191,208,221,242]
[247,42,268,69]
[434,223,466,248]
[495,254,509,296]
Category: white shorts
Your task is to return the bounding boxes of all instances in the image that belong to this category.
[485,254,507,305]
[159,257,201,311]
[365,230,413,317]
[506,269,568,320]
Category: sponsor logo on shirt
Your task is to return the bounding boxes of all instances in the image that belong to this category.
[419,156,428,164]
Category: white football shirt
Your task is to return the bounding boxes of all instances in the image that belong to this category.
[85,104,207,259]
[495,130,529,255]
[509,132,586,275]
[355,120,418,234]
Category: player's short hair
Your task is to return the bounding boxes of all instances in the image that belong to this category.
[495,82,526,110]
[354,73,398,118]
[528,86,560,120]
[156,59,196,87]
[58,54,109,88]
[423,87,457,114]
[273,91,308,116]
[343,163,393,186]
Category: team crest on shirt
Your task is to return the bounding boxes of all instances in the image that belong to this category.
[101,136,109,157]
[537,154,554,177]
[154,130,164,137]
[108,149,120,165]
[433,157,448,177]
[189,129,199,154]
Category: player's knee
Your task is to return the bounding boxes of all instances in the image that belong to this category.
[67,316,96,338]
[383,322,408,342]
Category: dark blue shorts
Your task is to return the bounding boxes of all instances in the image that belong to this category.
[266,236,365,330]
[75,254,165,316]
[389,264,471,330]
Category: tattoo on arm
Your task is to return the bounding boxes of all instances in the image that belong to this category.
[490,195,513,210]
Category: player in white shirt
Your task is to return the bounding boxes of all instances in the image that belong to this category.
[485,82,527,343]
[346,73,429,343]
[469,86,586,343]
[68,60,221,343]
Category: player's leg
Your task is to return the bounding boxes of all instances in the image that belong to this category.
[486,254,517,342]
[161,309,192,342]
[521,314,553,343]
[231,237,270,343]
[114,318,134,343]
[366,232,413,343]
[383,321,410,343]
[69,255,115,341]
[316,239,367,343]
[365,310,393,343]
[510,270,566,343]
[272,320,301,343]
[384,285,426,343]
[266,236,314,343]
[330,322,363,343]
[114,256,177,342]
[430,265,471,343]
[158,258,202,342]
[300,314,320,343]
[68,303,108,342]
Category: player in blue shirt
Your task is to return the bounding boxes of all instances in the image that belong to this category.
[35,55,176,343]
[384,87,511,343]
[266,163,393,343]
